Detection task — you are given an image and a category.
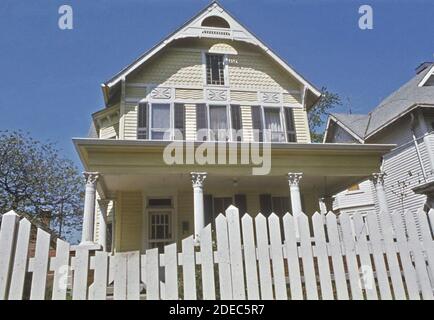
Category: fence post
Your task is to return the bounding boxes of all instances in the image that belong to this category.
[0,211,20,300]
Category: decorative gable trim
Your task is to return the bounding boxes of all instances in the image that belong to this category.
[102,1,320,102]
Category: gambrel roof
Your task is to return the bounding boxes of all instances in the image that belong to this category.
[325,62,434,142]
[101,1,321,106]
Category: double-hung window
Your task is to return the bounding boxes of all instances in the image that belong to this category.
[206,54,225,86]
[252,106,297,143]
[138,103,186,140]
[209,105,228,141]
[150,103,171,140]
[263,107,286,143]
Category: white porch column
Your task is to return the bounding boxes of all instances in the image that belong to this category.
[191,172,207,241]
[372,172,390,213]
[288,173,303,216]
[80,172,99,246]
[97,199,109,251]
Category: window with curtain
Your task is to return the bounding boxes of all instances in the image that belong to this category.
[206,54,225,85]
[263,107,285,142]
[209,105,228,141]
[151,104,171,140]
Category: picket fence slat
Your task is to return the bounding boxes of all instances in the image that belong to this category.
[0,211,19,300]
[283,213,303,300]
[376,210,407,299]
[92,251,108,300]
[113,253,127,300]
[215,214,233,299]
[145,248,159,300]
[403,210,433,300]
[268,213,287,300]
[339,212,363,300]
[364,212,393,300]
[181,236,196,300]
[8,218,31,300]
[325,212,349,300]
[1,205,434,301]
[390,211,421,300]
[255,213,273,300]
[127,251,140,300]
[226,206,246,300]
[164,243,178,300]
[51,239,70,300]
[29,228,51,300]
[298,212,318,300]
[241,214,260,300]
[352,213,378,300]
[72,248,89,300]
[416,209,434,280]
[200,224,215,300]
[312,212,333,300]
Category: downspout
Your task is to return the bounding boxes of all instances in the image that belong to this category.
[410,112,427,181]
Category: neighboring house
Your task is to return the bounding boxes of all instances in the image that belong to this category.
[325,62,434,217]
[73,2,393,253]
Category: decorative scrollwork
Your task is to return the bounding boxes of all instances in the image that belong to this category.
[150,87,172,99]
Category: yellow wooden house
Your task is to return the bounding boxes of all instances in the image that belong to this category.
[73,2,393,252]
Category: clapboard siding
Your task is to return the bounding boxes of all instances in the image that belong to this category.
[129,50,203,87]
[185,104,197,141]
[100,123,119,139]
[228,53,299,91]
[240,106,253,142]
[333,180,375,212]
[231,91,257,102]
[115,192,143,252]
[383,145,427,213]
[126,86,147,101]
[94,197,114,244]
[175,89,203,100]
[123,104,138,140]
[283,93,301,105]
[177,191,194,244]
[425,134,434,174]
[293,107,311,143]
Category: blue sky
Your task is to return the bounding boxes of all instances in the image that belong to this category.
[0,0,433,168]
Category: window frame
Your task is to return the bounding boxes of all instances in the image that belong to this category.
[202,52,229,87]
[148,102,174,140]
[207,104,232,141]
[261,105,288,143]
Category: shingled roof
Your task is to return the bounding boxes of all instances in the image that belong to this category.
[329,63,434,141]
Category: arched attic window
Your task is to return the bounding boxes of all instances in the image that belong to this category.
[201,16,230,29]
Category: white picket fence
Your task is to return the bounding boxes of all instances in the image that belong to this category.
[1,205,434,300]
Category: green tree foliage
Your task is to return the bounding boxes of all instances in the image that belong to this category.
[308,87,342,142]
[0,130,83,241]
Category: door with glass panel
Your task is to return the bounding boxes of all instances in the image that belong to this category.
[263,107,285,142]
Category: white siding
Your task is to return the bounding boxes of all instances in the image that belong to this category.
[185,104,197,141]
[124,103,138,140]
[240,106,253,142]
[333,180,375,212]
[383,144,427,213]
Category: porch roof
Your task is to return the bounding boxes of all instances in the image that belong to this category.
[73,138,395,198]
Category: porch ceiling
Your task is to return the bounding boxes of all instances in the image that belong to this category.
[73,138,395,197]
